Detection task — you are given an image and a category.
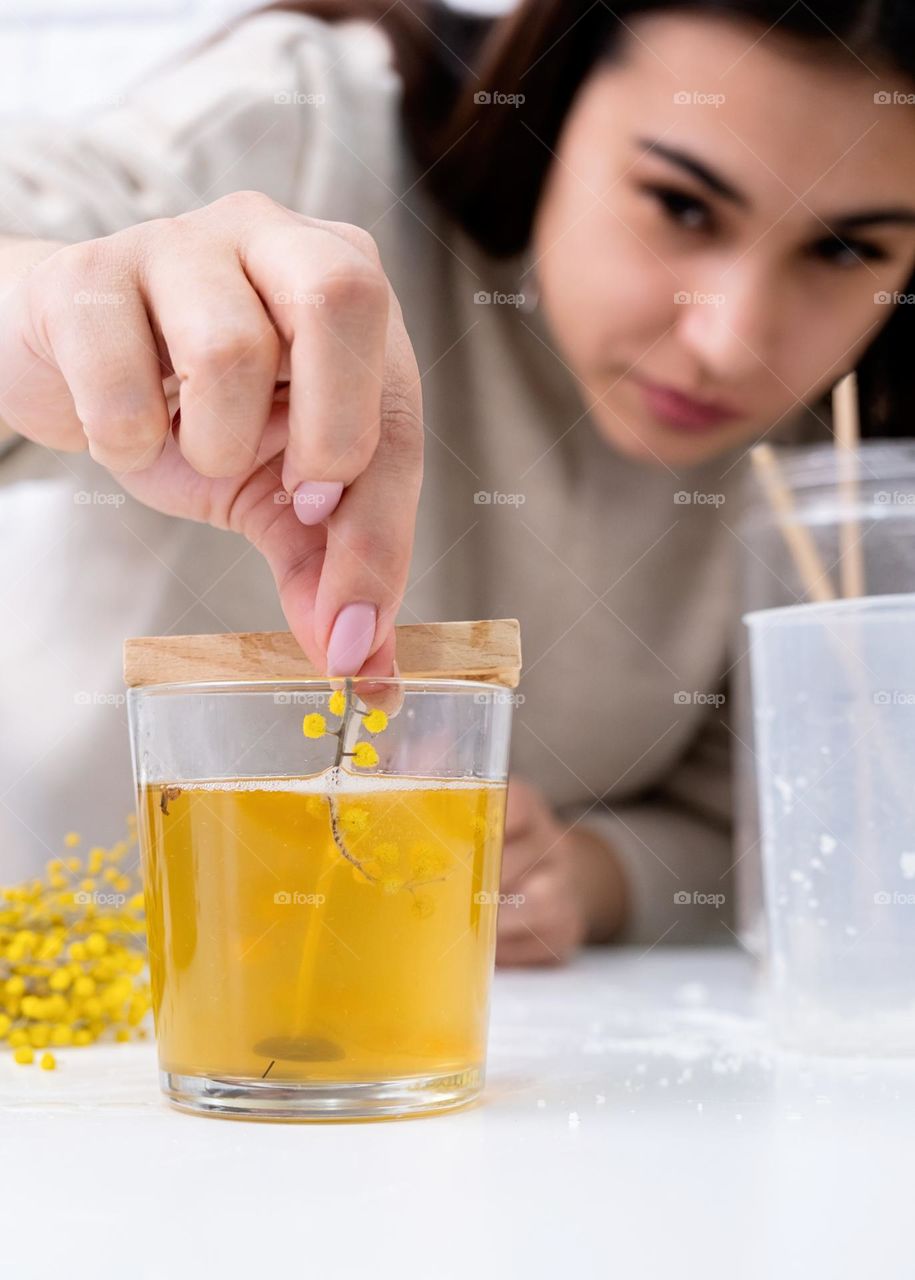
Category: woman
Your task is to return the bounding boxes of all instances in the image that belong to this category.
[0,0,913,961]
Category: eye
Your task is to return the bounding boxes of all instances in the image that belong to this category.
[809,235,889,268]
[642,183,714,233]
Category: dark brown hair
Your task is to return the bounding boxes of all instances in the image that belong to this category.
[253,0,915,437]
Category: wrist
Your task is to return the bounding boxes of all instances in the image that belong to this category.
[0,237,68,446]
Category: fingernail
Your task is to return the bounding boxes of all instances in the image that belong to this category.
[327,601,377,676]
[293,480,343,526]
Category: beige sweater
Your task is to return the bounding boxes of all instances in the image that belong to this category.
[0,10,774,942]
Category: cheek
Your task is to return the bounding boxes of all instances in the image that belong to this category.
[767,294,873,408]
[535,204,676,376]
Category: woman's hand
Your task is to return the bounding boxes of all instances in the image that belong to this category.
[496,775,628,966]
[0,191,424,676]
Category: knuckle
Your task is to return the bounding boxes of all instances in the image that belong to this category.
[80,403,162,450]
[210,188,279,220]
[328,221,382,267]
[274,541,326,592]
[57,238,109,279]
[343,526,389,572]
[317,265,389,317]
[522,876,551,910]
[176,321,275,380]
[32,241,108,312]
[343,524,401,581]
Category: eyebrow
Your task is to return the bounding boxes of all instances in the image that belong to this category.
[638,138,915,231]
[636,138,749,207]
[831,209,915,229]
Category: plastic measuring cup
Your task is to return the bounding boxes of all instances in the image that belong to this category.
[746,594,915,1055]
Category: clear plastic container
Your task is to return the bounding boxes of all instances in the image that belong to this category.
[746,594,915,1055]
[734,442,915,954]
[127,675,514,1119]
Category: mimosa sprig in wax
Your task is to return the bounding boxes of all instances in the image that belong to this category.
[301,681,388,763]
[300,677,390,884]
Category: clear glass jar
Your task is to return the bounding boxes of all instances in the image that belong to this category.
[128,676,514,1121]
[735,442,915,955]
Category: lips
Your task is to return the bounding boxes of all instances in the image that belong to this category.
[633,376,742,433]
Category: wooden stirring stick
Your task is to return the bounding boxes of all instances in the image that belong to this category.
[124,619,522,688]
[750,444,837,603]
[832,372,867,599]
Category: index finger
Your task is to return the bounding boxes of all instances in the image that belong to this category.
[309,310,424,678]
[241,219,389,511]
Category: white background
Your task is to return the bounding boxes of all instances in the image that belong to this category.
[0,0,515,120]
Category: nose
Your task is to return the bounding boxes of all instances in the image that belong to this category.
[675,263,778,383]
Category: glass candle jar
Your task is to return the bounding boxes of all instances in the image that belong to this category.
[127,676,514,1120]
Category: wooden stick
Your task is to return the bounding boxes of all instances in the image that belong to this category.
[124,619,522,688]
[750,444,836,603]
[832,372,867,599]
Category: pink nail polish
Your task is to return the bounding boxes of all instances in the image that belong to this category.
[293,480,344,526]
[327,602,377,676]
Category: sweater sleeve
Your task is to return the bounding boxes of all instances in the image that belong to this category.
[0,10,355,243]
[556,697,735,946]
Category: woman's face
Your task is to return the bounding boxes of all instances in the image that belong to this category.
[532,13,915,466]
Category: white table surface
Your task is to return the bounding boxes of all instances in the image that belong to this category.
[1,945,912,1280]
